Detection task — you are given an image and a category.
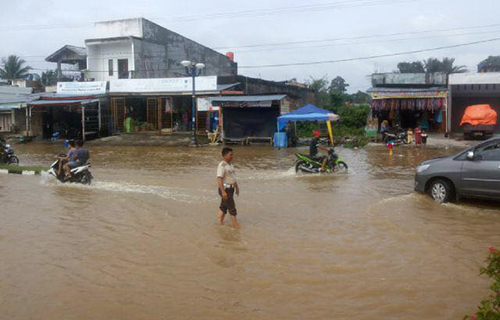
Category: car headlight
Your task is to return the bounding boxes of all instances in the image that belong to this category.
[417,164,430,173]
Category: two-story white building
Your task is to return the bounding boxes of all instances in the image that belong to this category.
[47,17,237,82]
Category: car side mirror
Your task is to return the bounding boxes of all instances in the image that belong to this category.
[466,151,475,161]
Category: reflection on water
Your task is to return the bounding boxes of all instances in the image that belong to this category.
[1,142,499,319]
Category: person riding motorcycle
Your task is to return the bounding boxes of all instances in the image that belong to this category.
[310,130,330,172]
[55,140,76,176]
[64,140,90,180]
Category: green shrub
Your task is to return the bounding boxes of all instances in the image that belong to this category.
[464,246,500,320]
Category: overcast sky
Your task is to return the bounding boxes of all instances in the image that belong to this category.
[2,0,499,92]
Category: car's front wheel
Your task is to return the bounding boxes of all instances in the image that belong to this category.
[429,179,454,203]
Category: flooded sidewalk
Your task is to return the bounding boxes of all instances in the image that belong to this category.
[1,143,499,319]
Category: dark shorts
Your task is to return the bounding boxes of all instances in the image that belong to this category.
[218,187,237,216]
[67,161,77,168]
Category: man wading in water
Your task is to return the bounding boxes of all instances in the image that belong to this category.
[217,147,239,228]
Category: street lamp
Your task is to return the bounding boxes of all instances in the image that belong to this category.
[181,60,205,147]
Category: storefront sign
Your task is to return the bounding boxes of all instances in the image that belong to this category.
[197,98,219,111]
[57,81,107,95]
[110,76,218,93]
[370,90,448,100]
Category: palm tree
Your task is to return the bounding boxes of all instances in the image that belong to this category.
[0,55,32,84]
[441,57,467,74]
[423,58,443,74]
[41,70,58,86]
[423,57,467,74]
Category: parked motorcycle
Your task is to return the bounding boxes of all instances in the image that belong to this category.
[383,127,409,145]
[1,143,19,165]
[295,148,348,174]
[48,155,93,185]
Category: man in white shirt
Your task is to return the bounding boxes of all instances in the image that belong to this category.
[216,147,240,228]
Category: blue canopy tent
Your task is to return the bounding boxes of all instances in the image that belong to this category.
[276,104,340,145]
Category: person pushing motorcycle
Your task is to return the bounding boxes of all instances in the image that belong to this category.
[310,130,329,172]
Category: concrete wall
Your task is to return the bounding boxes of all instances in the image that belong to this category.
[95,18,143,38]
[372,73,447,87]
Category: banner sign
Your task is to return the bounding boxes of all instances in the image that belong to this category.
[57,81,107,95]
[197,98,219,111]
[110,76,218,93]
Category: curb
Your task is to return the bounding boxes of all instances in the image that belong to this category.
[0,169,45,176]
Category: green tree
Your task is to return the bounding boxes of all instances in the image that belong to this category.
[306,76,330,108]
[0,55,32,84]
[396,57,467,75]
[479,56,500,72]
[41,70,58,86]
[329,76,349,94]
[441,57,467,74]
[423,57,467,74]
[346,91,371,104]
[397,61,425,73]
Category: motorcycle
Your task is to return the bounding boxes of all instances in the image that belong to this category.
[48,154,93,185]
[383,127,409,145]
[295,148,348,174]
[1,143,20,165]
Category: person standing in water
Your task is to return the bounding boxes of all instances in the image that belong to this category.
[216,147,239,228]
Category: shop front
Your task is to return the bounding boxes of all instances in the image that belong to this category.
[25,82,109,141]
[368,88,448,133]
[206,95,287,143]
[109,76,222,134]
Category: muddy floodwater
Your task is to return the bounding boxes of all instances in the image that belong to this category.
[1,143,500,319]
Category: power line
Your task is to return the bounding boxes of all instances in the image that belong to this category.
[26,37,500,73]
[238,37,500,68]
[2,0,438,32]
[233,29,500,54]
[15,20,500,61]
[214,23,500,50]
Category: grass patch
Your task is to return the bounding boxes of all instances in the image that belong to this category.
[0,164,50,173]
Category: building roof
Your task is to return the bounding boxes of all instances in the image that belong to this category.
[449,72,500,85]
[85,36,142,45]
[27,99,99,107]
[45,45,87,63]
[0,86,33,95]
[208,94,287,102]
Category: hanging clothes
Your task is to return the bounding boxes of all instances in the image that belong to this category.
[435,109,443,124]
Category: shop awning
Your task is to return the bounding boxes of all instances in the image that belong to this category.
[367,87,448,99]
[27,99,99,107]
[0,103,23,110]
[277,104,339,131]
[210,94,286,107]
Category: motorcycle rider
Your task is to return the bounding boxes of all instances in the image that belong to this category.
[64,140,89,180]
[56,140,76,176]
[310,130,329,172]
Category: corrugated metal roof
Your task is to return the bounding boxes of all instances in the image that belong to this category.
[0,86,33,95]
[217,83,240,91]
[45,45,87,62]
[0,96,39,104]
[27,99,99,107]
[209,94,286,102]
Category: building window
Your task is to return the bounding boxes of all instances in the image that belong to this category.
[108,59,113,76]
[118,59,129,79]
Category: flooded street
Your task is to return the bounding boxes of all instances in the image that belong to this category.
[1,143,500,319]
